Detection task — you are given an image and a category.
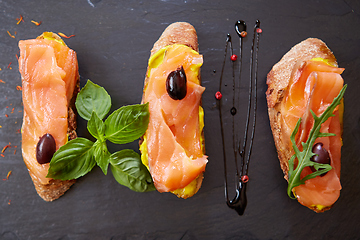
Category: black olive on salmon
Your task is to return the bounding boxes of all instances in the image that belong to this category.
[166,66,187,100]
[310,142,331,176]
[36,133,56,164]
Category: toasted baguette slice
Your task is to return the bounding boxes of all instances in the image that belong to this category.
[266,38,338,179]
[140,22,206,198]
[266,38,345,213]
[19,32,79,201]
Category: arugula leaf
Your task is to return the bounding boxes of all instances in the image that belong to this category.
[75,80,111,121]
[110,149,155,192]
[88,111,105,141]
[287,84,347,199]
[47,138,96,180]
[93,140,110,175]
[105,103,149,144]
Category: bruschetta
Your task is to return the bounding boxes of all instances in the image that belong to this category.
[266,38,345,212]
[19,32,79,201]
[140,22,208,198]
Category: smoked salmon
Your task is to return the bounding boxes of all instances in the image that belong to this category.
[266,38,345,212]
[140,22,207,198]
[19,32,79,201]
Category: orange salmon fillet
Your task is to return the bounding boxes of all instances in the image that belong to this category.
[143,44,207,192]
[19,38,78,185]
[281,60,344,208]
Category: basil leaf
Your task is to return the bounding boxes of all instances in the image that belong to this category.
[46,80,153,193]
[105,103,149,144]
[88,111,105,141]
[75,80,111,121]
[93,140,110,175]
[287,84,347,199]
[47,138,96,180]
[110,149,155,192]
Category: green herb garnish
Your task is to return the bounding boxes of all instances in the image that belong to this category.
[287,84,347,199]
[47,80,155,192]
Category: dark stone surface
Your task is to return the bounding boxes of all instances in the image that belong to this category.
[0,0,359,239]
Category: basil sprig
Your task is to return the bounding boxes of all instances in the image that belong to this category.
[287,84,347,199]
[47,80,155,192]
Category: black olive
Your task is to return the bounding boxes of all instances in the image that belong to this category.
[36,133,56,164]
[166,66,187,100]
[310,142,331,176]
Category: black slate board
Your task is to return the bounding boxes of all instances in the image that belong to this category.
[1,0,360,239]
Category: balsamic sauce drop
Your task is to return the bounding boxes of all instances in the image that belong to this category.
[235,20,247,38]
[217,19,261,215]
[227,181,247,215]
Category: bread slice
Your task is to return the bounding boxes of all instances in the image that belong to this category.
[141,22,205,198]
[266,38,337,180]
[20,32,79,201]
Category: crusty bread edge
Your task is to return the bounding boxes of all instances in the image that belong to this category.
[141,22,204,198]
[26,33,79,202]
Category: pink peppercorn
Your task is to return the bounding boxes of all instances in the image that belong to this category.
[215,91,222,100]
[241,175,249,183]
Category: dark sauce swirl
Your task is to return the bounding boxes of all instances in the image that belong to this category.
[217,20,261,215]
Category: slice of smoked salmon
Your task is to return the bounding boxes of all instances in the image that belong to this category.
[19,36,78,185]
[143,44,207,192]
[281,60,344,210]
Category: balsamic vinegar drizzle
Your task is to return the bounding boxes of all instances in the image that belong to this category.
[217,20,261,215]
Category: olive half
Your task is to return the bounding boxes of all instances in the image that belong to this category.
[310,142,331,176]
[166,66,187,100]
[36,133,56,164]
